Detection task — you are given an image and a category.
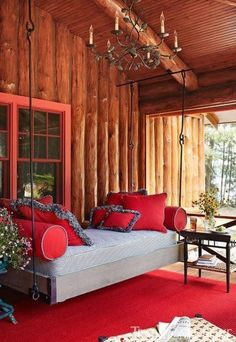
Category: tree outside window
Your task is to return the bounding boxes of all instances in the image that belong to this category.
[205,123,236,217]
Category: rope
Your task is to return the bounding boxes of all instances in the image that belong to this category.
[26,0,40,301]
[178,70,186,207]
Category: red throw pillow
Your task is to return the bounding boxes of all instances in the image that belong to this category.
[0,198,21,218]
[12,200,93,246]
[123,193,167,232]
[18,205,85,246]
[37,196,53,205]
[98,208,140,232]
[89,205,123,228]
[164,206,187,232]
[106,189,147,206]
[0,196,53,217]
[14,218,68,261]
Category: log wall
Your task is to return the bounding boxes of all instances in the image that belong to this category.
[146,115,205,207]
[0,0,142,220]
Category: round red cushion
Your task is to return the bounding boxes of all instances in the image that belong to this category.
[14,219,68,261]
[164,206,187,231]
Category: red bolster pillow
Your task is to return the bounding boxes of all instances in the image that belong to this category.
[164,206,187,232]
[14,219,68,261]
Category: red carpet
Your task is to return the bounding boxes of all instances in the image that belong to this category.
[1,269,236,342]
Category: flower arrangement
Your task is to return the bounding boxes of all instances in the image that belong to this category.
[192,188,220,218]
[0,208,31,272]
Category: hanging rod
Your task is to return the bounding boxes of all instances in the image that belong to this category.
[116,68,193,87]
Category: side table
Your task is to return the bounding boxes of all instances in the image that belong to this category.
[0,270,17,324]
[180,224,236,293]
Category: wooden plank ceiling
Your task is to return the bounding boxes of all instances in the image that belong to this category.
[34,0,236,82]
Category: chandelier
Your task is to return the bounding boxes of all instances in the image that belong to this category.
[87,0,182,71]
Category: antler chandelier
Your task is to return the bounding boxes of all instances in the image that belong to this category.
[87,0,182,71]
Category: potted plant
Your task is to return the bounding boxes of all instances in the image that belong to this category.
[0,208,31,273]
[192,188,220,230]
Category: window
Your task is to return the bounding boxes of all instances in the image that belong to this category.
[205,122,236,217]
[0,93,71,209]
[0,105,9,198]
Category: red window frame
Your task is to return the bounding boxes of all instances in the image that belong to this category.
[0,92,71,209]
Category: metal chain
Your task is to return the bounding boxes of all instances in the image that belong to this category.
[178,70,186,207]
[26,0,40,301]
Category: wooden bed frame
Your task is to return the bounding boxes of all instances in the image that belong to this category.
[1,244,180,304]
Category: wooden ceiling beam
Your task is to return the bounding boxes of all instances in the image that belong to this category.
[92,0,198,91]
[140,81,236,115]
[213,0,236,7]
[139,67,236,101]
[205,113,219,128]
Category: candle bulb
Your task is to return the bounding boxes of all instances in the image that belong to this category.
[89,25,93,45]
[147,51,151,60]
[160,12,165,34]
[107,39,111,51]
[115,11,119,31]
[174,30,178,48]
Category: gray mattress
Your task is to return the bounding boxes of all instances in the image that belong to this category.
[28,228,177,277]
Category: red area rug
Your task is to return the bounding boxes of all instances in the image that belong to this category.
[1,269,236,342]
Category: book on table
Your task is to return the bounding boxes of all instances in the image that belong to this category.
[195,254,218,267]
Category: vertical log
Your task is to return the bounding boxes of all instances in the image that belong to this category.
[119,73,128,191]
[55,23,72,104]
[0,0,19,94]
[85,50,98,217]
[97,59,109,204]
[184,116,193,207]
[138,111,146,190]
[171,116,178,205]
[18,0,29,96]
[108,66,119,191]
[163,117,172,205]
[198,115,205,194]
[154,118,164,194]
[146,117,151,194]
[131,83,139,190]
[37,9,56,101]
[192,118,199,201]
[71,36,86,221]
[149,118,156,194]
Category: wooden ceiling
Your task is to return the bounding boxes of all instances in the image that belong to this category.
[34,0,236,82]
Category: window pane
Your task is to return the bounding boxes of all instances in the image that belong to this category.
[48,137,60,159]
[0,132,7,157]
[17,162,62,203]
[0,161,9,198]
[34,135,47,159]
[0,106,7,130]
[34,111,46,134]
[19,109,30,132]
[19,134,30,158]
[205,123,236,216]
[48,113,60,135]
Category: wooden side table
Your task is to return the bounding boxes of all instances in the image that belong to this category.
[180,222,236,293]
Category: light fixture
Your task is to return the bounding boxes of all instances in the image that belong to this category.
[87,0,182,71]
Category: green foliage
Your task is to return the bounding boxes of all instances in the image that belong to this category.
[205,123,236,211]
[193,188,220,217]
[0,208,31,270]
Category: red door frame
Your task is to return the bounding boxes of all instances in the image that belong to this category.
[0,92,71,210]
